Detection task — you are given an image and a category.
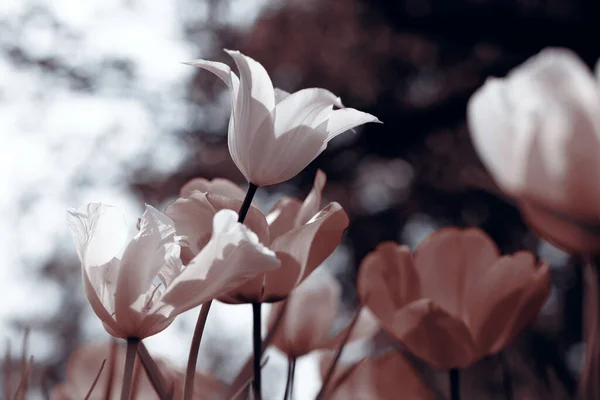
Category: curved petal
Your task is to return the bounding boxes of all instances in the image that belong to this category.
[520,199,600,255]
[357,242,420,328]
[268,271,341,358]
[158,210,280,316]
[295,169,326,227]
[225,50,275,183]
[114,205,181,335]
[326,306,381,349]
[205,192,270,245]
[274,88,290,104]
[263,202,349,300]
[66,203,128,269]
[391,299,479,368]
[165,193,216,263]
[466,254,550,354]
[329,352,434,400]
[413,227,500,318]
[180,177,246,201]
[324,107,382,142]
[266,197,303,241]
[273,88,343,138]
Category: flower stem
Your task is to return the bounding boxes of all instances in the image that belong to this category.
[238,183,258,222]
[84,360,107,400]
[449,368,460,400]
[580,259,600,399]
[137,342,171,400]
[499,353,513,400]
[120,338,140,400]
[282,357,296,400]
[183,301,213,400]
[252,302,263,400]
[316,308,361,399]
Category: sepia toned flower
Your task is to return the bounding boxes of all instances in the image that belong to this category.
[51,341,226,400]
[67,203,280,339]
[320,352,434,400]
[468,48,600,254]
[358,228,551,368]
[266,270,378,359]
[183,50,381,186]
[167,170,349,303]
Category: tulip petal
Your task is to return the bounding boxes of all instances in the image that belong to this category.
[165,193,216,263]
[274,88,290,104]
[269,271,341,358]
[466,254,550,354]
[391,299,478,368]
[266,197,303,241]
[180,177,246,200]
[264,202,349,300]
[66,203,128,269]
[295,169,326,227]
[182,58,240,98]
[413,227,500,318]
[326,307,380,349]
[158,209,280,315]
[357,242,420,327]
[114,205,181,333]
[324,108,382,142]
[329,352,434,400]
[273,88,343,138]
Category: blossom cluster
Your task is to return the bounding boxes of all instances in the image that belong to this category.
[42,48,600,399]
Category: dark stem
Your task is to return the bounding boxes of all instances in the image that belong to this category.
[183,301,213,400]
[316,308,362,400]
[252,302,263,400]
[104,341,118,400]
[228,299,289,399]
[238,183,258,222]
[289,358,296,399]
[499,353,513,400]
[282,358,296,400]
[450,368,460,400]
[84,360,107,400]
[137,342,171,400]
[120,338,140,400]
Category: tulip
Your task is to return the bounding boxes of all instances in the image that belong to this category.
[167,170,349,303]
[51,341,226,400]
[67,203,280,339]
[357,228,550,368]
[319,352,434,400]
[183,50,381,186]
[467,48,600,255]
[266,270,379,359]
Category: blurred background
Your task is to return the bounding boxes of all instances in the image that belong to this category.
[1,0,598,398]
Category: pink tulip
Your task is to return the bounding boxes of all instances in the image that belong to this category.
[357,228,551,368]
[266,271,378,359]
[468,48,600,254]
[320,352,434,400]
[167,170,349,303]
[51,341,226,400]
[183,50,381,186]
[67,203,280,339]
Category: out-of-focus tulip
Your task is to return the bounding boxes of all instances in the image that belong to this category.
[183,50,381,186]
[266,271,379,359]
[358,228,551,368]
[467,48,600,255]
[51,341,226,400]
[320,352,433,400]
[167,170,349,303]
[67,204,280,339]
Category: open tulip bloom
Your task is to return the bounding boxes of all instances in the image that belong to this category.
[468,48,600,255]
[358,227,551,369]
[67,203,280,340]
[183,49,381,186]
[166,169,349,303]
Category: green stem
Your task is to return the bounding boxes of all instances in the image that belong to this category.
[120,338,140,400]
